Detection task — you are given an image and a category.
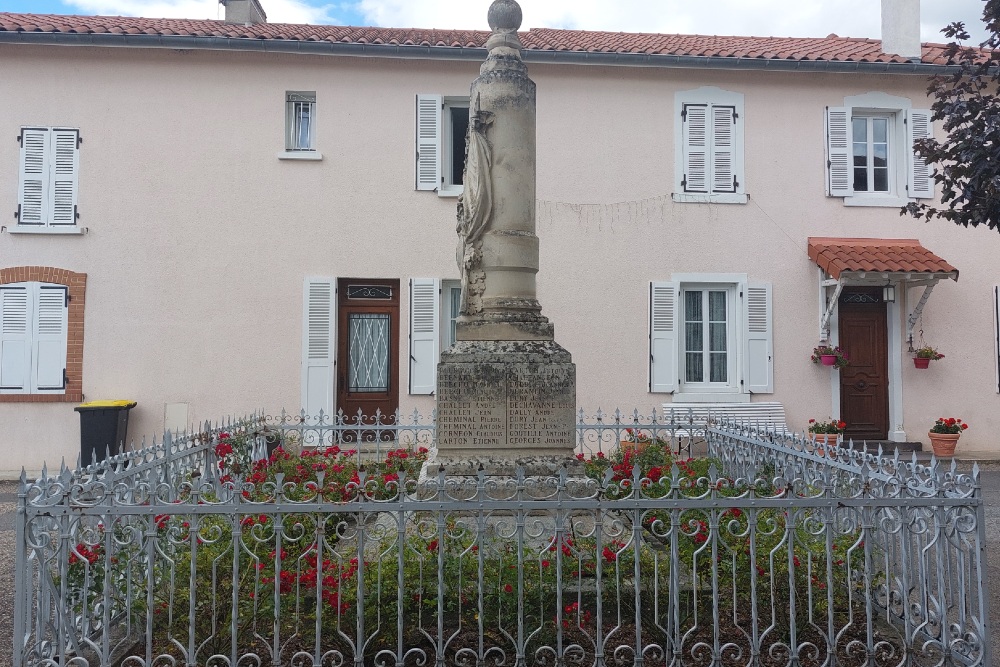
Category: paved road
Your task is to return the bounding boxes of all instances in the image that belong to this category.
[1,474,999,666]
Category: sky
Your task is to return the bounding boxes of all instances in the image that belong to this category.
[0,0,989,45]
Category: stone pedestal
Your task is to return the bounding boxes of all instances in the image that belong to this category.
[428,340,579,476]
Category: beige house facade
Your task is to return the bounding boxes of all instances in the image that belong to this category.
[1,1,998,471]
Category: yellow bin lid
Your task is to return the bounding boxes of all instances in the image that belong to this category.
[78,400,136,408]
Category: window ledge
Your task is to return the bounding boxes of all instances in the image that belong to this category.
[843,195,908,208]
[277,151,323,161]
[6,225,85,235]
[671,392,750,404]
[0,392,82,403]
[438,186,464,199]
[671,193,749,205]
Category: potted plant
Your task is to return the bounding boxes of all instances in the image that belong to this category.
[927,417,968,457]
[620,428,652,454]
[808,418,847,454]
[811,345,849,369]
[913,345,944,369]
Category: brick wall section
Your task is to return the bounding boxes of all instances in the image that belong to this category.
[0,266,87,403]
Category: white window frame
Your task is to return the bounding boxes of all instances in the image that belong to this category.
[0,281,68,395]
[415,94,469,198]
[827,92,932,207]
[994,285,999,395]
[441,279,462,350]
[10,126,83,235]
[680,284,739,394]
[672,87,748,205]
[850,113,895,196]
[650,273,773,401]
[280,91,322,161]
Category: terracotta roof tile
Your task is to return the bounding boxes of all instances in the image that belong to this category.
[807,238,959,280]
[0,12,964,65]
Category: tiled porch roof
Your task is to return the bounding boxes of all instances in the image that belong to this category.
[0,13,962,66]
[807,238,959,280]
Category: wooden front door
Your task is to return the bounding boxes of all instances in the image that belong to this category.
[838,288,889,441]
[336,279,400,427]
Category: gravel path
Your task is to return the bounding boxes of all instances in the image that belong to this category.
[1,474,998,666]
[0,480,18,667]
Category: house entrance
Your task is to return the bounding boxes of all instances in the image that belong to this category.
[337,279,400,432]
[838,287,889,441]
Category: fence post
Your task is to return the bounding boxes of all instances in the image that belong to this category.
[973,463,993,667]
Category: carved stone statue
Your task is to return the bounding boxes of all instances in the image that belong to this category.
[456,94,494,315]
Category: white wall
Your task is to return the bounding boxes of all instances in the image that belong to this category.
[1,44,997,470]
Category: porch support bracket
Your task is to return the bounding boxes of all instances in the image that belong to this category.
[819,278,845,341]
[906,280,939,346]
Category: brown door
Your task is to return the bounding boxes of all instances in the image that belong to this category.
[336,279,400,433]
[838,288,889,441]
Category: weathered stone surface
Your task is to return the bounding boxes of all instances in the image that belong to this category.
[428,340,578,475]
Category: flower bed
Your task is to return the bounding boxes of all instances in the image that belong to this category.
[42,429,899,667]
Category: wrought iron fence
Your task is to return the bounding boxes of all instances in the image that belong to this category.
[13,415,989,667]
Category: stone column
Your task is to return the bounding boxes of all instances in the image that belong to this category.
[455,0,552,342]
[430,0,578,477]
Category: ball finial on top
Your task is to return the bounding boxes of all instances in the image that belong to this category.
[488,0,522,32]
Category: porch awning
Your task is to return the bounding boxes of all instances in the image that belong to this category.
[807,237,959,281]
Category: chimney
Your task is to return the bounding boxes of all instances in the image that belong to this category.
[220,0,267,24]
[881,0,921,60]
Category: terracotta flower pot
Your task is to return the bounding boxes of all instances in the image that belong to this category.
[821,354,837,366]
[810,433,840,456]
[913,357,930,369]
[620,439,650,455]
[927,431,960,457]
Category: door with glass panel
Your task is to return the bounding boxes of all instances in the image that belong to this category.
[337,279,399,437]
[681,287,737,392]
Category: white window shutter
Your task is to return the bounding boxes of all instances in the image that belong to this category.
[682,105,708,193]
[0,284,31,393]
[994,286,999,394]
[743,282,773,394]
[49,129,80,226]
[17,128,49,226]
[907,109,934,199]
[416,94,442,191]
[31,285,67,393]
[302,278,336,418]
[649,282,679,393]
[711,106,737,193]
[409,278,440,395]
[826,107,852,197]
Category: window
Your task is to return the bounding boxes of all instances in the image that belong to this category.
[286,92,316,151]
[852,115,892,193]
[441,280,462,349]
[0,268,85,401]
[673,87,747,204]
[416,95,469,197]
[1,280,73,396]
[994,286,999,394]
[280,92,322,160]
[14,127,80,232]
[650,276,772,400]
[826,93,933,205]
[683,287,736,389]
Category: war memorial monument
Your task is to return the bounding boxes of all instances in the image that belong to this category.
[428,0,579,476]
